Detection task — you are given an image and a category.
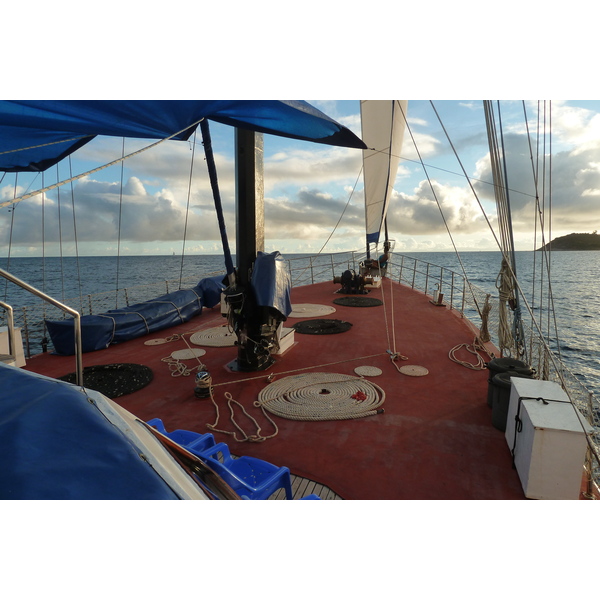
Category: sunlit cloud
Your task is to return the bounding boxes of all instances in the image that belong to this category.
[3,99,600,256]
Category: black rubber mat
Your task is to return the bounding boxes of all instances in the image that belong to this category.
[293,319,352,335]
[333,296,382,307]
[59,363,154,398]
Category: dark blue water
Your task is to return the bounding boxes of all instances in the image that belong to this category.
[1,250,598,396]
[402,251,600,398]
[0,254,227,304]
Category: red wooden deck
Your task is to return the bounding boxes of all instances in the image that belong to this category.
[25,278,527,500]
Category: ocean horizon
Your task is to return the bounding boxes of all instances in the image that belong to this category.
[2,249,599,397]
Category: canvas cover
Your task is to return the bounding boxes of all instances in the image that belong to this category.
[0,100,366,173]
[251,251,292,319]
[196,275,226,308]
[46,287,203,355]
[0,363,179,499]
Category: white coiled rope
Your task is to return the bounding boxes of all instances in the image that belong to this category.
[256,372,385,421]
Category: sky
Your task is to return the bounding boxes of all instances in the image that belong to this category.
[2,3,599,260]
[3,99,600,258]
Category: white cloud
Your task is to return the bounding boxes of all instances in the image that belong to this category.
[388,180,492,237]
[5,100,600,256]
[1,175,226,248]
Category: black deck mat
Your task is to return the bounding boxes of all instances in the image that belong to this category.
[293,319,352,335]
[59,363,154,398]
[333,296,383,307]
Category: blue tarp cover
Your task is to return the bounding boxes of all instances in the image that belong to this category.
[46,287,203,355]
[196,275,225,309]
[0,363,179,499]
[0,100,366,172]
[251,251,292,319]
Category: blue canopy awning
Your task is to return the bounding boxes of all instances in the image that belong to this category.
[0,100,366,172]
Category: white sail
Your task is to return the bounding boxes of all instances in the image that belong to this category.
[360,100,408,247]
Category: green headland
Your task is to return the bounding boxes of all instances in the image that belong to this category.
[538,231,600,250]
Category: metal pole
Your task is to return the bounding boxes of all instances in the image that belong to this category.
[0,267,83,386]
[201,119,236,280]
[0,301,15,358]
[235,128,264,286]
[399,255,404,284]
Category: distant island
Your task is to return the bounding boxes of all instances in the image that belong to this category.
[538,231,600,250]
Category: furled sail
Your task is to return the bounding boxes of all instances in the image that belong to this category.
[360,100,408,246]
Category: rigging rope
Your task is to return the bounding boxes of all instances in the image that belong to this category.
[68,155,84,313]
[41,172,47,333]
[404,102,488,324]
[495,258,516,354]
[3,174,17,302]
[485,102,514,333]
[179,130,197,289]
[479,293,492,343]
[55,163,65,302]
[0,135,90,159]
[115,138,125,308]
[426,102,565,375]
[305,166,364,268]
[0,118,206,209]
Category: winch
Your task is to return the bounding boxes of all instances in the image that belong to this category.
[194,370,212,399]
[333,269,372,294]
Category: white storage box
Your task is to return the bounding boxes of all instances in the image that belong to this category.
[505,378,592,499]
[273,326,295,355]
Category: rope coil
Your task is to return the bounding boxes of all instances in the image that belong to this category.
[256,372,385,421]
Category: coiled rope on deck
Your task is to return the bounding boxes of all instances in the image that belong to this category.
[449,337,492,370]
[449,294,494,370]
[256,372,385,421]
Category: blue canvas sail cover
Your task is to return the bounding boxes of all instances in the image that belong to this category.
[196,275,226,308]
[251,251,292,319]
[0,363,180,499]
[0,100,366,172]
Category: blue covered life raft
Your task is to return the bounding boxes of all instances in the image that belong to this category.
[45,276,225,355]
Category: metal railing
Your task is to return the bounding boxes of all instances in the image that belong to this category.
[286,251,363,287]
[0,267,83,385]
[387,253,600,493]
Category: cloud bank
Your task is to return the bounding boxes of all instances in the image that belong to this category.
[3,100,600,256]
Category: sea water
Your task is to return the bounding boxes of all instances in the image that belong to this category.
[403,251,600,398]
[1,250,598,396]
